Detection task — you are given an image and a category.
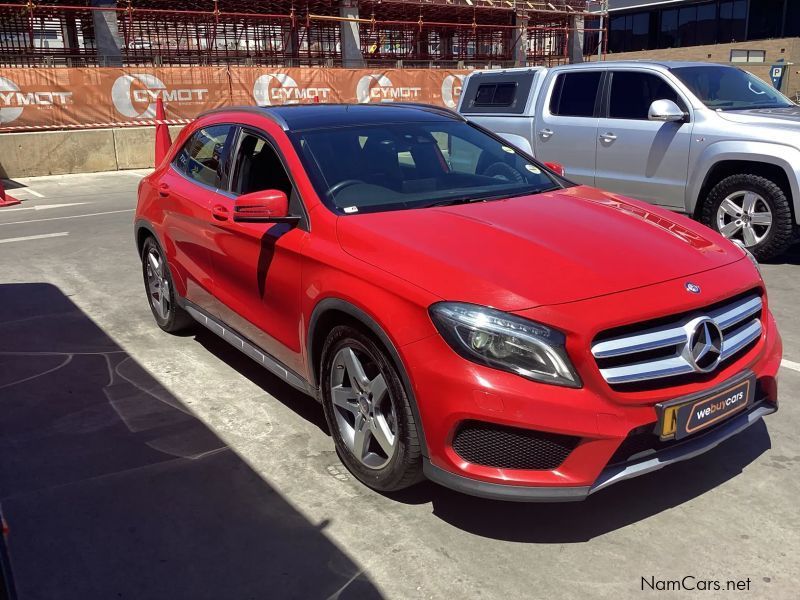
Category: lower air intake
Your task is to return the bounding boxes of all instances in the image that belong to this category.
[451,421,579,470]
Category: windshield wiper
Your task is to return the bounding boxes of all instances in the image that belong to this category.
[419,187,559,209]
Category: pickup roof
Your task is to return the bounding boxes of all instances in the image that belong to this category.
[458,62,800,260]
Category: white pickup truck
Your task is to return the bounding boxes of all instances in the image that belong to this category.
[457,62,800,260]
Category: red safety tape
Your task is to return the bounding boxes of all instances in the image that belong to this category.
[0,118,193,133]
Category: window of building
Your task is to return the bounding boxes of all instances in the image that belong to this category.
[659,8,679,48]
[549,72,602,118]
[719,0,747,43]
[696,2,718,46]
[730,49,766,63]
[608,71,684,120]
[677,6,698,47]
[608,12,650,53]
[749,0,785,40]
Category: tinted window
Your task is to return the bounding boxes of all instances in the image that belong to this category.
[550,72,602,117]
[696,2,717,45]
[719,0,747,43]
[473,82,517,107]
[174,125,233,188]
[231,131,293,197]
[292,121,559,214]
[609,72,683,120]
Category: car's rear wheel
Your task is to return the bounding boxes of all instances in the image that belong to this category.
[320,325,422,492]
[141,237,193,334]
[701,174,794,261]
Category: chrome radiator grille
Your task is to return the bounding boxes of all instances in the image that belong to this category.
[591,293,763,385]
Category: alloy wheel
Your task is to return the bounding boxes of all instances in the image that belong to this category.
[145,247,171,320]
[716,191,773,248]
[329,346,398,469]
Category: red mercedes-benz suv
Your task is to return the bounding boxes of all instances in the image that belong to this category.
[134,103,782,501]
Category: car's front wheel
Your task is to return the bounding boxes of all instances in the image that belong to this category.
[320,325,422,492]
[701,174,794,261]
[141,236,193,334]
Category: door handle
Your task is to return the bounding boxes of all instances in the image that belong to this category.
[212,204,229,221]
[600,132,617,142]
[158,183,170,197]
[539,128,554,139]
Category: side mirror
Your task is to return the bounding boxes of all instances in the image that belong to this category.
[233,190,299,224]
[543,162,566,177]
[648,99,686,123]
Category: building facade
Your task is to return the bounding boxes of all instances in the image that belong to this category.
[607,0,800,54]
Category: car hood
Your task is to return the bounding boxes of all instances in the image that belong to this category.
[336,186,743,311]
[717,106,800,132]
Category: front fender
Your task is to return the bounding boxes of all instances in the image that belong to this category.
[688,140,800,220]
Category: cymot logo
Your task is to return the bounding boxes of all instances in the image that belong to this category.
[356,74,421,103]
[111,73,207,119]
[441,74,464,108]
[253,73,330,106]
[0,76,73,124]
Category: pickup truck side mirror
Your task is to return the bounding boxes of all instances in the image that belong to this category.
[648,99,687,123]
[233,190,299,224]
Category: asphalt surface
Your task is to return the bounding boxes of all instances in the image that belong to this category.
[1,171,798,600]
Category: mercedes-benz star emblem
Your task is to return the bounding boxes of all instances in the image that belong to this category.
[685,282,701,294]
[685,317,723,373]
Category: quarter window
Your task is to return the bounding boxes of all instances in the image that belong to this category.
[549,72,602,118]
[174,125,233,188]
[609,72,684,120]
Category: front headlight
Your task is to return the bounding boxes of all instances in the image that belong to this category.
[429,302,581,388]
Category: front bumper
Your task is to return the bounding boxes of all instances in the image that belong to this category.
[422,402,776,502]
[402,260,782,501]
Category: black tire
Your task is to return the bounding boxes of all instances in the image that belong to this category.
[141,236,194,334]
[701,174,794,261]
[320,325,422,492]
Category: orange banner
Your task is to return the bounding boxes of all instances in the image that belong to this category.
[0,67,467,129]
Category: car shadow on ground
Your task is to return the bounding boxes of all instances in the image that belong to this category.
[763,242,800,266]
[0,283,382,600]
[185,309,773,544]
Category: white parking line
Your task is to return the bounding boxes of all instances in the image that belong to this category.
[0,208,134,226]
[781,359,800,373]
[1,202,88,212]
[1,185,44,198]
[0,232,69,244]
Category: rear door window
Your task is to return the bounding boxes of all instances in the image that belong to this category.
[608,71,684,119]
[549,71,602,117]
[173,125,234,188]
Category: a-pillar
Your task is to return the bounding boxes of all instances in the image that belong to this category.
[568,14,585,64]
[91,0,124,67]
[513,14,528,67]
[339,0,364,68]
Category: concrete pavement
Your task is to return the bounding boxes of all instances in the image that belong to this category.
[1,171,798,599]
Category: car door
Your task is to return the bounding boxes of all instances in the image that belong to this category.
[207,125,310,377]
[534,70,604,186]
[161,123,236,315]
[595,69,693,208]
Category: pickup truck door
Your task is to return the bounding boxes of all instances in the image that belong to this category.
[534,70,603,186]
[595,70,693,209]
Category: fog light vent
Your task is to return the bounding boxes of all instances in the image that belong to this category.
[452,421,579,470]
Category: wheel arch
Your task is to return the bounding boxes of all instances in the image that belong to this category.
[307,298,430,458]
[134,219,187,296]
[689,145,799,223]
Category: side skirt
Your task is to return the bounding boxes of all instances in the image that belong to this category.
[182,300,316,398]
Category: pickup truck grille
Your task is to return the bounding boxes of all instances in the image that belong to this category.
[591,293,762,386]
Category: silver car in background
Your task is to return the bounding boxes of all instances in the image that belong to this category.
[458,62,800,260]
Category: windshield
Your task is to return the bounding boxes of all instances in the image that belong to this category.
[291,120,561,214]
[672,65,793,111]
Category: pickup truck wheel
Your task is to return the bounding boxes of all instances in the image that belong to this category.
[701,174,793,261]
[320,325,422,492]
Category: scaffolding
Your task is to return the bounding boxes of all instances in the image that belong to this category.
[0,1,607,68]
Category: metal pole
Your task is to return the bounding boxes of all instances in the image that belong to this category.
[597,0,605,60]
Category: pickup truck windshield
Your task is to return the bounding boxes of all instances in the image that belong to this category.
[292,121,560,215]
[672,66,793,111]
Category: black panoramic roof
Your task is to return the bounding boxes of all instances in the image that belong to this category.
[207,103,464,131]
